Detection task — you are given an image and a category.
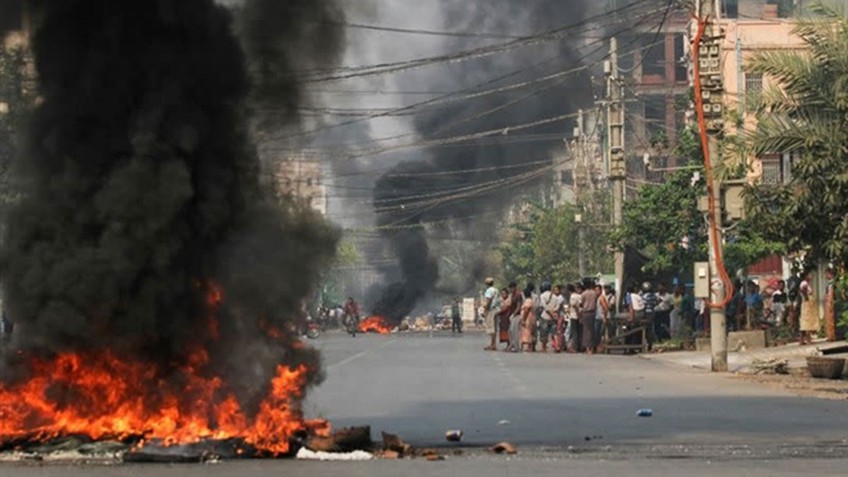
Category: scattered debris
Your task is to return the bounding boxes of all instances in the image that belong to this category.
[381,450,400,460]
[445,430,463,442]
[426,454,445,461]
[490,442,517,455]
[296,448,373,461]
[637,409,653,417]
[497,420,511,426]
[748,358,790,375]
[381,431,413,457]
[307,426,372,453]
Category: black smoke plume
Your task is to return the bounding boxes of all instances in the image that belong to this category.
[371,0,600,317]
[1,0,343,409]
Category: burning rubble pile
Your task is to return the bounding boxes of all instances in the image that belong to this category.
[0,0,344,460]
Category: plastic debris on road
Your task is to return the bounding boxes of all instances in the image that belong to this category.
[296,448,374,461]
[497,420,511,426]
[637,409,653,417]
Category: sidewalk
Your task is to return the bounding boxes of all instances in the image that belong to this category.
[643,340,848,373]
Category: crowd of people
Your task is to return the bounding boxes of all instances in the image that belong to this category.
[479,277,616,354]
[472,269,828,355]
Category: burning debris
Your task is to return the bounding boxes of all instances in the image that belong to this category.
[358,316,394,335]
[0,0,343,457]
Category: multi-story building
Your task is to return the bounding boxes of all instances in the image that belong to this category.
[273,155,328,216]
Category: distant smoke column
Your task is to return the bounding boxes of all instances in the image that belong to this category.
[1,0,342,404]
[371,0,599,311]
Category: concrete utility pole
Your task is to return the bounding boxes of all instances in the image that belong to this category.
[696,0,728,372]
[606,37,626,311]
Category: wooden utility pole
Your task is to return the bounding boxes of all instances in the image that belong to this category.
[606,37,626,310]
[695,0,728,372]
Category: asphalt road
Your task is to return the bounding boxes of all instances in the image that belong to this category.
[5,330,848,476]
[307,331,848,450]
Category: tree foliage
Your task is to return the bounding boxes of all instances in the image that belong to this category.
[745,2,848,268]
[499,200,613,284]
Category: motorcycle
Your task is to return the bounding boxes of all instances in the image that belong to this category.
[305,316,321,340]
[344,313,359,337]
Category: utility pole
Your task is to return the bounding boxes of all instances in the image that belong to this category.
[695,0,728,372]
[606,37,626,311]
[574,109,587,278]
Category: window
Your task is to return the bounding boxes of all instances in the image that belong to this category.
[674,35,687,82]
[745,73,763,95]
[644,97,668,139]
[641,34,666,77]
[722,0,739,19]
[760,155,783,185]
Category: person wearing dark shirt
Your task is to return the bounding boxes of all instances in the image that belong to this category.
[451,297,463,334]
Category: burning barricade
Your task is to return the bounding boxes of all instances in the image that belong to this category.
[358,316,395,335]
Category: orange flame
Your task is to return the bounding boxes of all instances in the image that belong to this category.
[358,316,393,334]
[0,351,320,455]
[0,282,327,455]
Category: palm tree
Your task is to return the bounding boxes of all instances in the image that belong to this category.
[745,1,848,269]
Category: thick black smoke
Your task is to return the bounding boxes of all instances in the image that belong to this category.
[371,0,600,318]
[1,0,343,408]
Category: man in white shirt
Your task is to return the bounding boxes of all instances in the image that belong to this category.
[483,278,498,351]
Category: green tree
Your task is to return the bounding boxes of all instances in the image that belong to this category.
[744,2,848,268]
[499,201,612,283]
[614,126,782,275]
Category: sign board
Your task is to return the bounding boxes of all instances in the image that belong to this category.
[694,262,710,298]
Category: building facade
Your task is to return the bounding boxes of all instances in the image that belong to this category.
[273,155,328,216]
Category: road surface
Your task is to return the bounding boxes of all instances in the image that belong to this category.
[5,330,848,476]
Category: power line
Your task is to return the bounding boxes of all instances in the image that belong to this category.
[261,5,672,144]
[297,0,659,82]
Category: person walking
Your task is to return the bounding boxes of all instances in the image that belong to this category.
[451,297,463,334]
[482,278,499,351]
[580,280,598,354]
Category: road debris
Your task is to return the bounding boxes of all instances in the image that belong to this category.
[637,409,653,417]
[490,442,517,454]
[381,431,413,457]
[296,448,373,461]
[445,430,463,442]
[307,426,372,453]
[497,420,511,426]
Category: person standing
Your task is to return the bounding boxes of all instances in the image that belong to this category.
[771,280,787,326]
[825,268,837,342]
[451,297,463,334]
[520,287,537,352]
[640,282,659,348]
[499,288,516,351]
[670,285,684,338]
[538,282,556,353]
[580,280,598,354]
[552,284,567,353]
[483,278,499,351]
[654,283,672,341]
[594,283,610,351]
[506,282,523,352]
[567,284,582,353]
[799,271,819,345]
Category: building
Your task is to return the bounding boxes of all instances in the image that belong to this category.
[273,155,328,216]
[719,13,807,186]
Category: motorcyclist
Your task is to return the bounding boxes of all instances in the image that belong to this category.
[343,297,360,335]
